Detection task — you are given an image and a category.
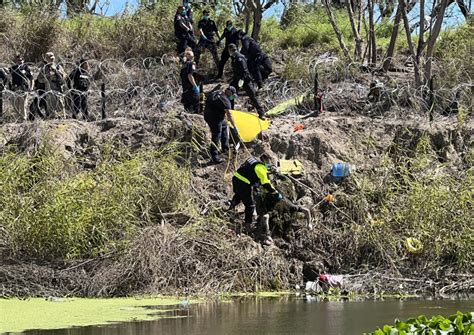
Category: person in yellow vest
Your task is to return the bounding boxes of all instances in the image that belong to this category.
[229,154,282,238]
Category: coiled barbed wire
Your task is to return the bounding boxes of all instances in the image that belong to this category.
[0,55,471,123]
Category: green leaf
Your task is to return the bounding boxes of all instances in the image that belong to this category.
[383,325,392,333]
[395,321,410,331]
[439,319,452,331]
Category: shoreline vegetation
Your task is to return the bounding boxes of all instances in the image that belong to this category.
[0,2,472,301]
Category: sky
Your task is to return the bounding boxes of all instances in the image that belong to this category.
[97,0,283,17]
[100,0,468,27]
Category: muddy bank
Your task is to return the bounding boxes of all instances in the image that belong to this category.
[0,108,472,298]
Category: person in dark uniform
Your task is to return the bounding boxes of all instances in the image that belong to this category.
[239,33,272,89]
[229,155,282,237]
[30,52,66,120]
[204,86,238,164]
[180,49,200,113]
[195,10,220,71]
[9,55,33,120]
[183,0,193,24]
[216,20,241,79]
[228,43,265,118]
[174,5,196,55]
[67,58,91,120]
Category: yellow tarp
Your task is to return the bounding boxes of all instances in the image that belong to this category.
[279,159,304,176]
[266,94,307,116]
[230,110,271,142]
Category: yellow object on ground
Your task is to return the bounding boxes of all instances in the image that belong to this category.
[230,110,271,142]
[405,237,423,254]
[266,94,307,116]
[324,194,335,203]
[279,159,304,176]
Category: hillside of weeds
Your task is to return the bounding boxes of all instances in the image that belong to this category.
[0,143,193,259]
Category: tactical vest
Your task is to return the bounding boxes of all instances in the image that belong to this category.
[236,157,262,185]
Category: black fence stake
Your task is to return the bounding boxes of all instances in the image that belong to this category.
[313,71,322,116]
[101,83,106,120]
[0,90,3,120]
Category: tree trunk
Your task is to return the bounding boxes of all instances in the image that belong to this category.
[245,8,251,33]
[367,0,377,66]
[424,0,449,85]
[323,0,352,62]
[415,0,425,87]
[382,3,402,71]
[251,2,263,41]
[400,0,420,86]
[346,0,363,61]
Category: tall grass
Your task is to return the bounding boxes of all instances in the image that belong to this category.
[0,144,193,259]
[325,134,474,273]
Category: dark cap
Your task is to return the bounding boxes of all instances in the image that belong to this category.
[15,54,24,60]
[226,20,233,26]
[226,86,237,95]
[228,43,237,51]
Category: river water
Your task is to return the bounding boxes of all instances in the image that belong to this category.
[12,297,474,335]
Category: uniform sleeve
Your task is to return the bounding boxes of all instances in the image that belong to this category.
[212,22,218,33]
[185,62,194,76]
[25,65,33,80]
[198,20,204,29]
[241,38,249,56]
[254,164,274,189]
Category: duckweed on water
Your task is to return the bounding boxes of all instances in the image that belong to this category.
[0,297,191,333]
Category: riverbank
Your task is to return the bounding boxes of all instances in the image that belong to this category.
[1,110,472,299]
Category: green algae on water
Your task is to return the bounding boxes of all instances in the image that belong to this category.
[0,297,189,334]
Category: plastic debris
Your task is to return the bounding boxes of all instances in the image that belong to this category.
[405,237,423,254]
[324,194,335,203]
[279,159,304,176]
[266,94,306,116]
[331,162,355,178]
[229,110,271,142]
[319,274,343,288]
[293,124,305,132]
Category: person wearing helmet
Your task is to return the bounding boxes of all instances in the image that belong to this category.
[32,52,65,119]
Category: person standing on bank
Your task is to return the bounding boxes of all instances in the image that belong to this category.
[180,49,200,113]
[204,86,239,164]
[67,58,91,120]
[9,55,33,120]
[228,43,265,118]
[195,10,220,72]
[174,5,196,55]
[216,20,241,79]
[33,52,66,119]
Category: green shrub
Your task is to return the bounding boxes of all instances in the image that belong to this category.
[366,311,474,335]
[0,145,192,259]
